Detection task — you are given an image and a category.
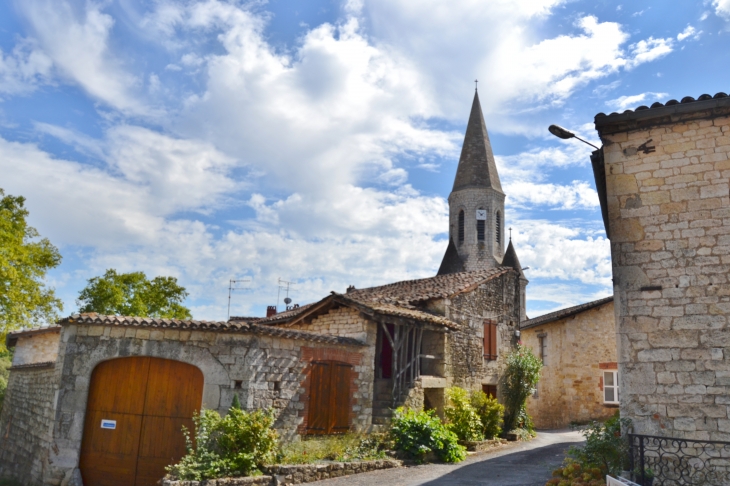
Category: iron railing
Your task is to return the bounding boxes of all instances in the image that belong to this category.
[629,433,730,486]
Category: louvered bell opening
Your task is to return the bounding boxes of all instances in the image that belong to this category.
[458,210,465,243]
[495,212,501,245]
[477,219,485,241]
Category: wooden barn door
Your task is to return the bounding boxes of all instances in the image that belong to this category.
[79,357,204,486]
[306,361,352,435]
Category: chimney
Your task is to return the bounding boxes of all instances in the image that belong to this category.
[346,285,355,293]
[266,306,277,317]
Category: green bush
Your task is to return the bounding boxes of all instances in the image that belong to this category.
[167,408,278,480]
[546,460,605,486]
[470,390,504,439]
[501,344,542,433]
[567,412,632,477]
[0,349,12,412]
[444,387,482,442]
[389,407,466,463]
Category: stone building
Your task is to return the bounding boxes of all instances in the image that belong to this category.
[591,92,730,441]
[521,296,617,429]
[0,90,528,486]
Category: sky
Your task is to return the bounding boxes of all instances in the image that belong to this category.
[2,0,730,322]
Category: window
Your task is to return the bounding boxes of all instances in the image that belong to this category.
[477,208,486,241]
[483,320,498,360]
[458,210,465,243]
[538,335,547,366]
[603,371,619,404]
[482,384,497,399]
[495,211,501,245]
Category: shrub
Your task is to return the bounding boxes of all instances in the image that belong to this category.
[501,344,542,433]
[390,407,466,463]
[567,412,631,477]
[546,460,604,486]
[277,433,387,464]
[470,390,504,439]
[444,387,482,442]
[167,408,278,480]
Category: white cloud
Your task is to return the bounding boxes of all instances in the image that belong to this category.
[17,0,148,114]
[677,25,701,41]
[714,0,730,20]
[606,92,668,111]
[506,181,599,210]
[625,37,673,68]
[0,39,52,95]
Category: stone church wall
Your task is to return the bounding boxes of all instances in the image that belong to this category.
[445,272,520,392]
[523,301,617,429]
[599,106,730,440]
[0,366,58,486]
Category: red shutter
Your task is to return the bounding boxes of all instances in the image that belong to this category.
[484,320,498,360]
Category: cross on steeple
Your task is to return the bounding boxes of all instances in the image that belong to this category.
[509,227,512,240]
[475,79,478,91]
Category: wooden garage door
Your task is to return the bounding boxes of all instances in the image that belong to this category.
[306,361,352,435]
[79,357,204,486]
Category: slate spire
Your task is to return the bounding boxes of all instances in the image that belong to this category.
[501,238,525,279]
[452,91,503,193]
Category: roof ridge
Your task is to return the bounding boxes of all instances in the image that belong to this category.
[595,91,728,119]
[521,295,614,330]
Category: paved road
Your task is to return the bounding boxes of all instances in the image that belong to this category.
[308,430,585,486]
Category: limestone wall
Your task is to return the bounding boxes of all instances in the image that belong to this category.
[444,271,521,393]
[287,307,371,342]
[599,108,730,440]
[23,324,374,485]
[524,301,617,429]
[0,366,58,486]
[12,329,60,366]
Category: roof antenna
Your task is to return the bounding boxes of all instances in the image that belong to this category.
[475,79,478,91]
[509,227,512,241]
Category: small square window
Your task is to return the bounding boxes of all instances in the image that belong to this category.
[603,371,619,404]
[539,335,547,366]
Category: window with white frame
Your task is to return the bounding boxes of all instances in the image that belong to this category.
[603,370,619,404]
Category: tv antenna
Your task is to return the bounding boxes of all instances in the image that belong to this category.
[277,278,296,310]
[227,278,252,319]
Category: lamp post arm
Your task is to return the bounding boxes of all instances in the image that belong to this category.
[574,135,599,150]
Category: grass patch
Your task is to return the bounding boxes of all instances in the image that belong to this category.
[277,434,388,464]
[0,478,23,486]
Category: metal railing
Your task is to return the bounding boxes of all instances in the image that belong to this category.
[629,433,730,485]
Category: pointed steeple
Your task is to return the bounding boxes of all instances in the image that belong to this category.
[501,238,525,279]
[437,237,465,275]
[452,91,503,193]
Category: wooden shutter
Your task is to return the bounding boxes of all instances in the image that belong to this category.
[483,320,498,360]
[306,361,353,435]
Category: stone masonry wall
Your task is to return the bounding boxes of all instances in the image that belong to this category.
[601,110,730,440]
[30,324,374,485]
[287,307,370,342]
[0,367,58,486]
[12,330,60,366]
[443,271,520,393]
[524,302,617,429]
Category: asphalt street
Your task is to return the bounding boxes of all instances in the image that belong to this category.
[307,430,585,486]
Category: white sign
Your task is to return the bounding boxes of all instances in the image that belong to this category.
[100,419,117,430]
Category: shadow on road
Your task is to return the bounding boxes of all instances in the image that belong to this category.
[418,440,581,486]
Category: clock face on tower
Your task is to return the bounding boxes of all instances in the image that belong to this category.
[476,209,487,220]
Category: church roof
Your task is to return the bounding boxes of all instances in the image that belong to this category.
[436,237,465,275]
[452,91,503,193]
[501,239,525,279]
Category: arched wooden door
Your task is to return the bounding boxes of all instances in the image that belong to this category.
[79,357,204,486]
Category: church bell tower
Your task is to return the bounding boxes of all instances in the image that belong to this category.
[438,90,506,275]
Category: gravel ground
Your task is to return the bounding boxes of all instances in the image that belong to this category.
[306,429,585,486]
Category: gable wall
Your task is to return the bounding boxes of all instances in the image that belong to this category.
[600,109,730,440]
[12,330,60,366]
[523,302,617,429]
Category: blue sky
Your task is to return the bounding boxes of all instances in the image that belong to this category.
[2,0,729,321]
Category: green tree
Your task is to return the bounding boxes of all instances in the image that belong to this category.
[77,269,192,319]
[0,189,63,341]
[501,344,542,433]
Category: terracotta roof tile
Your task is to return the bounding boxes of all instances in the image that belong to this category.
[59,314,365,346]
[595,92,729,121]
[520,296,613,330]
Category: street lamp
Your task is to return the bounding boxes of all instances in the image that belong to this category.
[548,124,599,149]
